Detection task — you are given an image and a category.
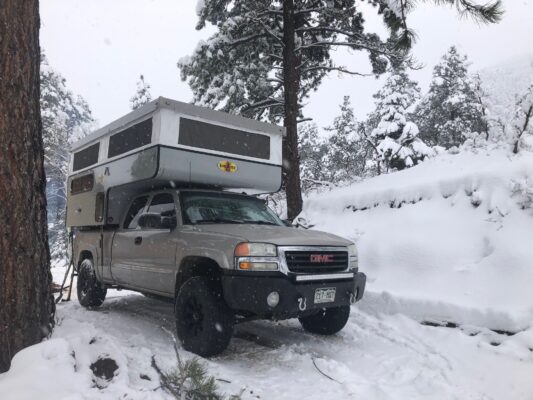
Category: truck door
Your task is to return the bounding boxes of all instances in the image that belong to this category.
[111,195,149,285]
[129,192,178,294]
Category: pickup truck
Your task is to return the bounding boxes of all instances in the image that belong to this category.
[74,188,366,356]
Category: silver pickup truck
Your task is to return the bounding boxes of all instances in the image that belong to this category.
[74,188,366,356]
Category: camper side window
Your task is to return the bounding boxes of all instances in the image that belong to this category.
[70,174,94,195]
[124,196,149,229]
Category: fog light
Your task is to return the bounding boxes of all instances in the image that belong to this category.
[267,291,279,308]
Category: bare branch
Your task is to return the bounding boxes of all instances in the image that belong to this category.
[228,33,267,48]
[295,26,364,40]
[296,41,393,57]
[302,65,372,77]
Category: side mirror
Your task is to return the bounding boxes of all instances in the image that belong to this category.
[138,213,161,229]
[138,213,176,230]
[160,215,177,229]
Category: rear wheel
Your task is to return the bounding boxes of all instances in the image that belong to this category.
[175,277,234,357]
[77,258,107,308]
[298,305,350,335]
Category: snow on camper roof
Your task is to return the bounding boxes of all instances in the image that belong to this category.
[69,97,285,174]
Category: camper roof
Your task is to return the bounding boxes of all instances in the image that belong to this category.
[71,97,284,153]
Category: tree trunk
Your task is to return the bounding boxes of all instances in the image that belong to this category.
[0,0,55,373]
[282,0,303,221]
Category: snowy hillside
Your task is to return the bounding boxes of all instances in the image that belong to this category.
[479,53,533,124]
[300,150,533,331]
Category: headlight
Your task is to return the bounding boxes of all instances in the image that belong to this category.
[235,242,278,271]
[235,242,277,257]
[348,244,358,269]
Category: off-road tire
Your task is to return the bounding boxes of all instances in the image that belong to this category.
[77,258,107,308]
[175,277,234,357]
[298,305,350,335]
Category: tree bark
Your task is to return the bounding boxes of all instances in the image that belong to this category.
[0,0,55,373]
[282,0,303,220]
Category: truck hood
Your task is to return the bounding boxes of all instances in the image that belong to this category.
[194,224,352,247]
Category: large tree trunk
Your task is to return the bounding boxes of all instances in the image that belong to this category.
[282,0,303,221]
[0,0,55,373]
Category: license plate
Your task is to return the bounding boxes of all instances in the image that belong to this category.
[314,287,336,304]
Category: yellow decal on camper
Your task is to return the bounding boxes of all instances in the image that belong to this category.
[218,161,237,173]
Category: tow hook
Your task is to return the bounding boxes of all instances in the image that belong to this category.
[298,297,307,311]
[348,290,357,304]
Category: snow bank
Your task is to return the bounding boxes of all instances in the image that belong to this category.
[300,150,533,331]
[0,309,164,400]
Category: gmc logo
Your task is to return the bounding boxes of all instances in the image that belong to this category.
[310,254,334,263]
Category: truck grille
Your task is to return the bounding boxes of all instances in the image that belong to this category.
[284,251,348,274]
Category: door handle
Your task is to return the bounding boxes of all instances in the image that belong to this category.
[134,236,142,245]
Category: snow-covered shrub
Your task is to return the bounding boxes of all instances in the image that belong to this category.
[152,356,222,399]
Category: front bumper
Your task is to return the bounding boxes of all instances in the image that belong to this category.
[221,271,366,319]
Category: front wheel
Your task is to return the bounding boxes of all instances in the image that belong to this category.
[175,277,234,357]
[77,258,107,308]
[298,305,350,335]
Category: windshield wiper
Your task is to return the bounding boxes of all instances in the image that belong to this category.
[242,220,279,226]
[195,218,244,224]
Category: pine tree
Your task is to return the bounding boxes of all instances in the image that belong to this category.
[298,122,328,188]
[415,46,487,149]
[324,96,369,182]
[508,85,533,154]
[41,56,95,260]
[130,75,153,110]
[0,0,55,373]
[178,1,502,219]
[369,66,433,172]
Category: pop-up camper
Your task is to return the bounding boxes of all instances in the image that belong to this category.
[66,97,284,227]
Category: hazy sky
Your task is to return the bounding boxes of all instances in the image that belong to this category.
[40,0,533,130]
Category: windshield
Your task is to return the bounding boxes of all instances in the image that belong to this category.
[180,191,283,226]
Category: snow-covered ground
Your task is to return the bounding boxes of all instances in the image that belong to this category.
[2,289,533,400]
[300,150,533,332]
[2,149,533,399]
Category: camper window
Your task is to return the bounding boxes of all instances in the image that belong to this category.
[124,195,149,229]
[70,174,94,195]
[179,118,270,160]
[108,118,152,158]
[73,143,100,171]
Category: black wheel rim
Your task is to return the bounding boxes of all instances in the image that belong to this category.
[183,296,204,336]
